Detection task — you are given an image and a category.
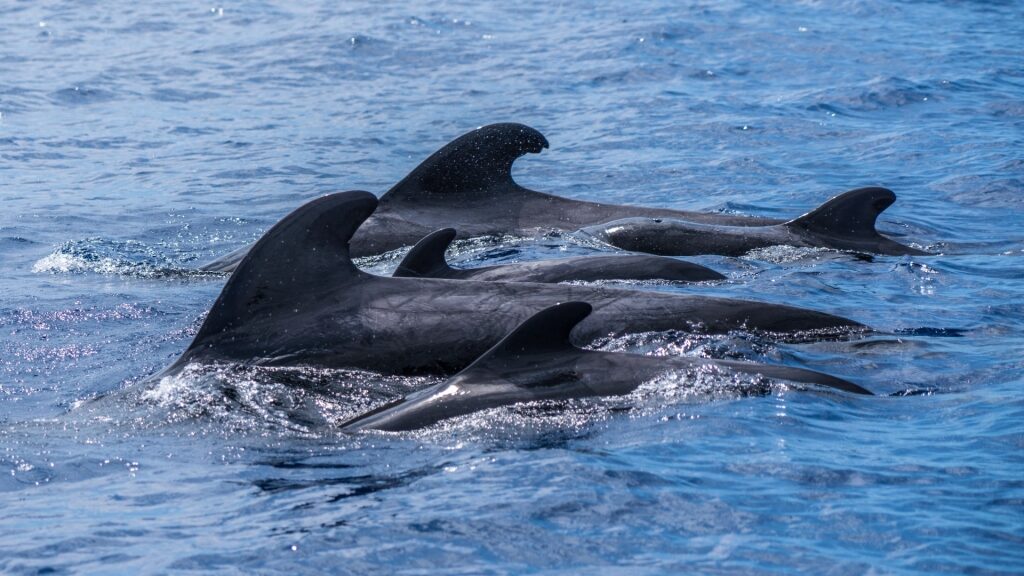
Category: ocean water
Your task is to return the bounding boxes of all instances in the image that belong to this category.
[2,0,1022,573]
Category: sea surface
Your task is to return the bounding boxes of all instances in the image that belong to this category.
[1,1,1022,574]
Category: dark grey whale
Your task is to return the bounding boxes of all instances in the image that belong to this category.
[392,228,725,283]
[169,191,864,378]
[581,187,927,257]
[340,302,872,432]
[199,123,781,273]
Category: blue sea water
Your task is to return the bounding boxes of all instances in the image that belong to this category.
[2,0,1023,573]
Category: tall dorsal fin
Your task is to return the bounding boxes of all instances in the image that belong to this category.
[785,187,895,238]
[382,123,549,202]
[190,191,378,345]
[393,228,457,278]
[462,302,593,374]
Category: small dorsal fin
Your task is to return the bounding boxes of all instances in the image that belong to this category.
[463,302,592,373]
[785,187,895,238]
[381,123,549,202]
[393,228,457,278]
[190,191,378,345]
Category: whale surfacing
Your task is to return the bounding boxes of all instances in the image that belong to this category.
[393,228,725,283]
[341,302,872,432]
[169,191,866,379]
[200,123,782,272]
[583,187,927,257]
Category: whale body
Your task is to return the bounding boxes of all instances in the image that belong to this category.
[582,187,927,257]
[169,191,865,378]
[341,302,872,432]
[200,123,781,272]
[392,228,725,283]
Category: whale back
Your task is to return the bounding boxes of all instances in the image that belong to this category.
[381,123,549,203]
[338,302,596,431]
[784,187,926,255]
[785,186,896,239]
[188,191,378,350]
[461,301,593,377]
[393,228,458,278]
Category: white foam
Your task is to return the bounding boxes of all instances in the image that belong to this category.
[743,244,829,263]
[141,371,195,405]
[32,252,123,275]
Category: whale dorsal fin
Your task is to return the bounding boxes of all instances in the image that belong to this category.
[462,302,593,376]
[190,191,378,345]
[393,228,457,278]
[382,123,549,202]
[784,187,896,239]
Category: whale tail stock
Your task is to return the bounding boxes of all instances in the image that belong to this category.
[784,187,927,255]
[393,228,459,278]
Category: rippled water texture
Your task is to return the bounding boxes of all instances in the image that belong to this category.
[2,1,1022,574]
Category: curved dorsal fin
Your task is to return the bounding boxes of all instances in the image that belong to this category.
[462,302,593,374]
[382,123,549,202]
[393,228,457,278]
[784,187,895,238]
[190,191,378,345]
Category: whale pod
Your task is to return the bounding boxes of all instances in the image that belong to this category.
[168,191,865,378]
[341,302,872,432]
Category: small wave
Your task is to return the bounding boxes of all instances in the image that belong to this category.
[589,329,718,357]
[103,355,799,437]
[887,387,940,397]
[355,233,531,274]
[98,363,434,434]
[168,126,220,136]
[804,76,935,115]
[1,236,38,246]
[894,327,968,338]
[32,238,224,279]
[394,366,781,438]
[988,100,1024,118]
[150,88,222,103]
[742,245,835,263]
[937,174,1024,209]
[50,86,117,106]
[635,366,774,402]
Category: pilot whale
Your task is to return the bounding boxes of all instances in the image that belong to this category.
[341,302,871,432]
[581,187,927,257]
[170,191,865,378]
[200,123,782,273]
[392,228,725,283]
